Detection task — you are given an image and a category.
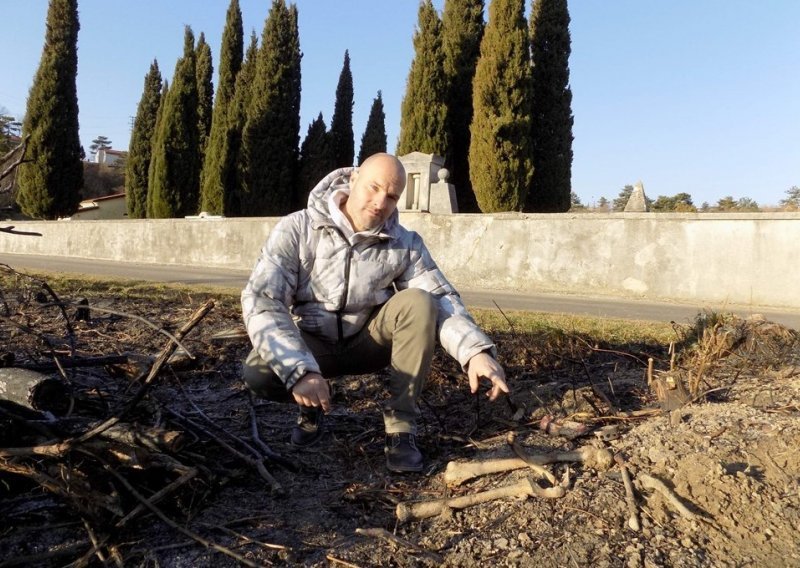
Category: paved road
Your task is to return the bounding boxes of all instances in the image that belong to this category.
[1,252,798,329]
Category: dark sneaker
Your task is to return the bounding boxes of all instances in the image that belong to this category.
[385,433,423,473]
[291,406,324,447]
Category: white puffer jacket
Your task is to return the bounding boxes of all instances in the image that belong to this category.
[242,167,496,390]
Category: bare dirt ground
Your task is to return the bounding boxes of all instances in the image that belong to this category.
[1,270,798,567]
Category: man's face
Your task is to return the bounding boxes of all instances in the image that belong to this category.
[344,156,405,232]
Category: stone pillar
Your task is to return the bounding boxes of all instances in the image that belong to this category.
[624,181,649,212]
[428,168,458,214]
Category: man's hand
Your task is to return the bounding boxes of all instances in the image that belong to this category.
[291,372,331,412]
[467,352,509,401]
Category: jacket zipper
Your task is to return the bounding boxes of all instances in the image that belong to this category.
[331,227,352,342]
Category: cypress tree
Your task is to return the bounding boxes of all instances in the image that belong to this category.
[200,0,244,215]
[469,0,533,212]
[195,32,214,169]
[148,26,200,218]
[396,0,449,156]
[357,91,387,165]
[146,80,169,217]
[297,113,334,205]
[146,80,169,218]
[228,31,259,216]
[442,0,484,213]
[126,60,162,219]
[241,0,302,216]
[17,0,83,220]
[328,50,354,168]
[526,0,574,213]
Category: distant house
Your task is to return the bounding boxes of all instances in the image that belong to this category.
[70,192,127,220]
[94,148,127,166]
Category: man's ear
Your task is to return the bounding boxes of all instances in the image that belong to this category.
[349,168,359,190]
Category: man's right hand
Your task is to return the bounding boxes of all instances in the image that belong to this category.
[291,372,331,412]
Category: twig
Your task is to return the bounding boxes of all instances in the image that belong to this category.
[200,522,289,551]
[491,299,516,334]
[326,556,362,568]
[614,453,640,531]
[248,393,294,466]
[164,406,284,494]
[355,527,443,563]
[115,468,198,528]
[506,432,557,484]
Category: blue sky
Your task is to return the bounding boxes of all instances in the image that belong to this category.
[3,1,798,207]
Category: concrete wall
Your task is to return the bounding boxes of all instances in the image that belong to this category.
[1,212,798,309]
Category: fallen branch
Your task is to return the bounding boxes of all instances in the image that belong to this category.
[614,453,640,531]
[396,475,564,523]
[444,445,614,486]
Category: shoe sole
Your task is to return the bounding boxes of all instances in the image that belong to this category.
[386,461,424,473]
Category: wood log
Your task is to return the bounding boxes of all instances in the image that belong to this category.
[444,446,614,486]
[396,476,565,523]
[0,367,71,414]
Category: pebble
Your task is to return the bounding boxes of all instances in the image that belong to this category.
[494,537,509,550]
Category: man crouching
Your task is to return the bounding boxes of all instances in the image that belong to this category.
[241,153,508,473]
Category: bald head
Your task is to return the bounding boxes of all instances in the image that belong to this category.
[343,153,406,232]
[357,153,406,186]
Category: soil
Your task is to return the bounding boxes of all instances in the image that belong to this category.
[1,273,798,567]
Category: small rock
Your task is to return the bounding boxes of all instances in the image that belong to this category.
[494,537,509,550]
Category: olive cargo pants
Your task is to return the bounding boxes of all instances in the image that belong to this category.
[243,288,437,434]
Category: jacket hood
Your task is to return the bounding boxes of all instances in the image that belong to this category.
[306,167,400,235]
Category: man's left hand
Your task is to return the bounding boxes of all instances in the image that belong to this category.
[467,351,509,401]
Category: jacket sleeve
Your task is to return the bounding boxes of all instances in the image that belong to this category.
[395,232,496,368]
[241,215,320,391]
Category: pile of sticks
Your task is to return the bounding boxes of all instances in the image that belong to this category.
[0,268,290,567]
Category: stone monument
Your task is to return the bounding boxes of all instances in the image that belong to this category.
[624,180,649,212]
[397,152,458,214]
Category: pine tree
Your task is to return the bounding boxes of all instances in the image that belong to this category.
[397,0,449,156]
[442,0,484,212]
[357,91,387,165]
[16,0,83,220]
[195,32,214,170]
[200,0,243,215]
[241,0,302,216]
[328,50,354,168]
[89,135,112,157]
[298,113,334,205]
[228,31,258,216]
[126,60,162,218]
[148,27,200,218]
[469,0,533,212]
[525,0,574,212]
